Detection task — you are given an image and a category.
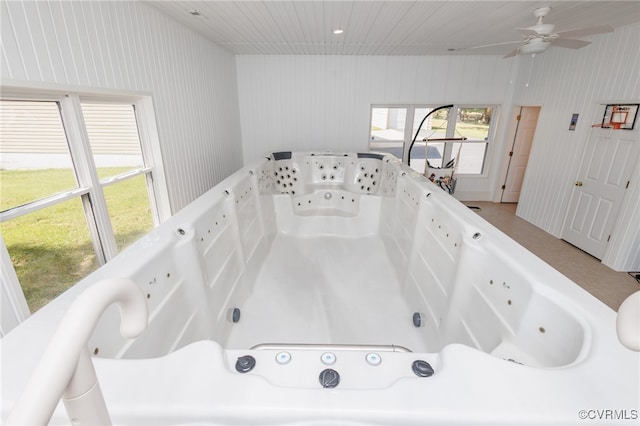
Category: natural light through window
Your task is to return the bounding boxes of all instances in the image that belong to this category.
[369,104,496,175]
[0,100,93,312]
[82,102,154,252]
[0,95,164,313]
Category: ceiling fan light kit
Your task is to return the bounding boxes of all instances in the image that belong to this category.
[519,39,551,55]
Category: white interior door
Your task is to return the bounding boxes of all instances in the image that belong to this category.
[562,128,640,259]
[501,106,540,203]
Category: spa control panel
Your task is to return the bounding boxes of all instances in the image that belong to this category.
[226,347,437,390]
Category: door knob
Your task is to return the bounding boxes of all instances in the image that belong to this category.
[575,181,583,187]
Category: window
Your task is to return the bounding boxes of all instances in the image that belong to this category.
[0,198,98,312]
[0,92,167,313]
[82,102,155,251]
[0,101,78,202]
[452,107,493,174]
[0,100,97,312]
[369,107,407,160]
[409,107,449,173]
[369,105,496,175]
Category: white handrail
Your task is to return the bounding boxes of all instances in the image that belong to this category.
[7,278,148,425]
[617,290,640,351]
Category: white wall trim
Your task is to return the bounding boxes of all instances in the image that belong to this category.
[0,239,30,337]
[0,79,151,100]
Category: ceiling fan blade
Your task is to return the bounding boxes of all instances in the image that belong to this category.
[515,28,540,37]
[503,47,519,58]
[551,38,591,49]
[555,24,614,39]
[454,40,521,52]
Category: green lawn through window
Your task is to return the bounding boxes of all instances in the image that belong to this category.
[1,167,153,312]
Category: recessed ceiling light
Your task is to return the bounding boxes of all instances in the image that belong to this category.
[333,28,344,35]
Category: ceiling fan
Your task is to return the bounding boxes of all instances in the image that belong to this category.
[459,7,614,58]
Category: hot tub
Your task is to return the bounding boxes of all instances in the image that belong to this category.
[2,152,638,425]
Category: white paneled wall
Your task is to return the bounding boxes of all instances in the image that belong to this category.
[1,0,242,212]
[2,0,637,270]
[236,55,513,156]
[236,54,515,199]
[513,23,640,270]
[515,24,640,234]
[236,24,640,270]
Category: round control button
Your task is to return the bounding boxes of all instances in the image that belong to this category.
[365,352,382,366]
[275,351,292,365]
[321,352,336,365]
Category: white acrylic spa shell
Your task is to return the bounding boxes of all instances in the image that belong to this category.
[2,152,638,425]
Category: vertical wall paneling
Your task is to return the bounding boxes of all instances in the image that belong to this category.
[236,54,513,155]
[1,1,243,213]
[1,1,28,80]
[100,2,123,88]
[66,2,89,84]
[3,1,638,270]
[0,1,16,79]
[235,24,638,271]
[0,44,11,80]
[514,23,640,271]
[516,24,640,234]
[236,54,514,200]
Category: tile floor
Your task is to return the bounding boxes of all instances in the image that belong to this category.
[464,201,639,311]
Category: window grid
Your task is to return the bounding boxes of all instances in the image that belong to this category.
[0,91,166,314]
[369,104,496,175]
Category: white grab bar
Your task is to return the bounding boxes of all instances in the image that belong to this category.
[7,278,148,425]
[617,290,640,351]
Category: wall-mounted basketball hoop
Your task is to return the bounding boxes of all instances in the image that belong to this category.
[601,104,639,130]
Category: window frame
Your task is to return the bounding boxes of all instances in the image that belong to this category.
[369,104,498,176]
[0,84,170,321]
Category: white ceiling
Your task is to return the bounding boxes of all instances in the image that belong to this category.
[147,1,640,55]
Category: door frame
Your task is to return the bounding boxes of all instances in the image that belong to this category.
[498,105,541,203]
